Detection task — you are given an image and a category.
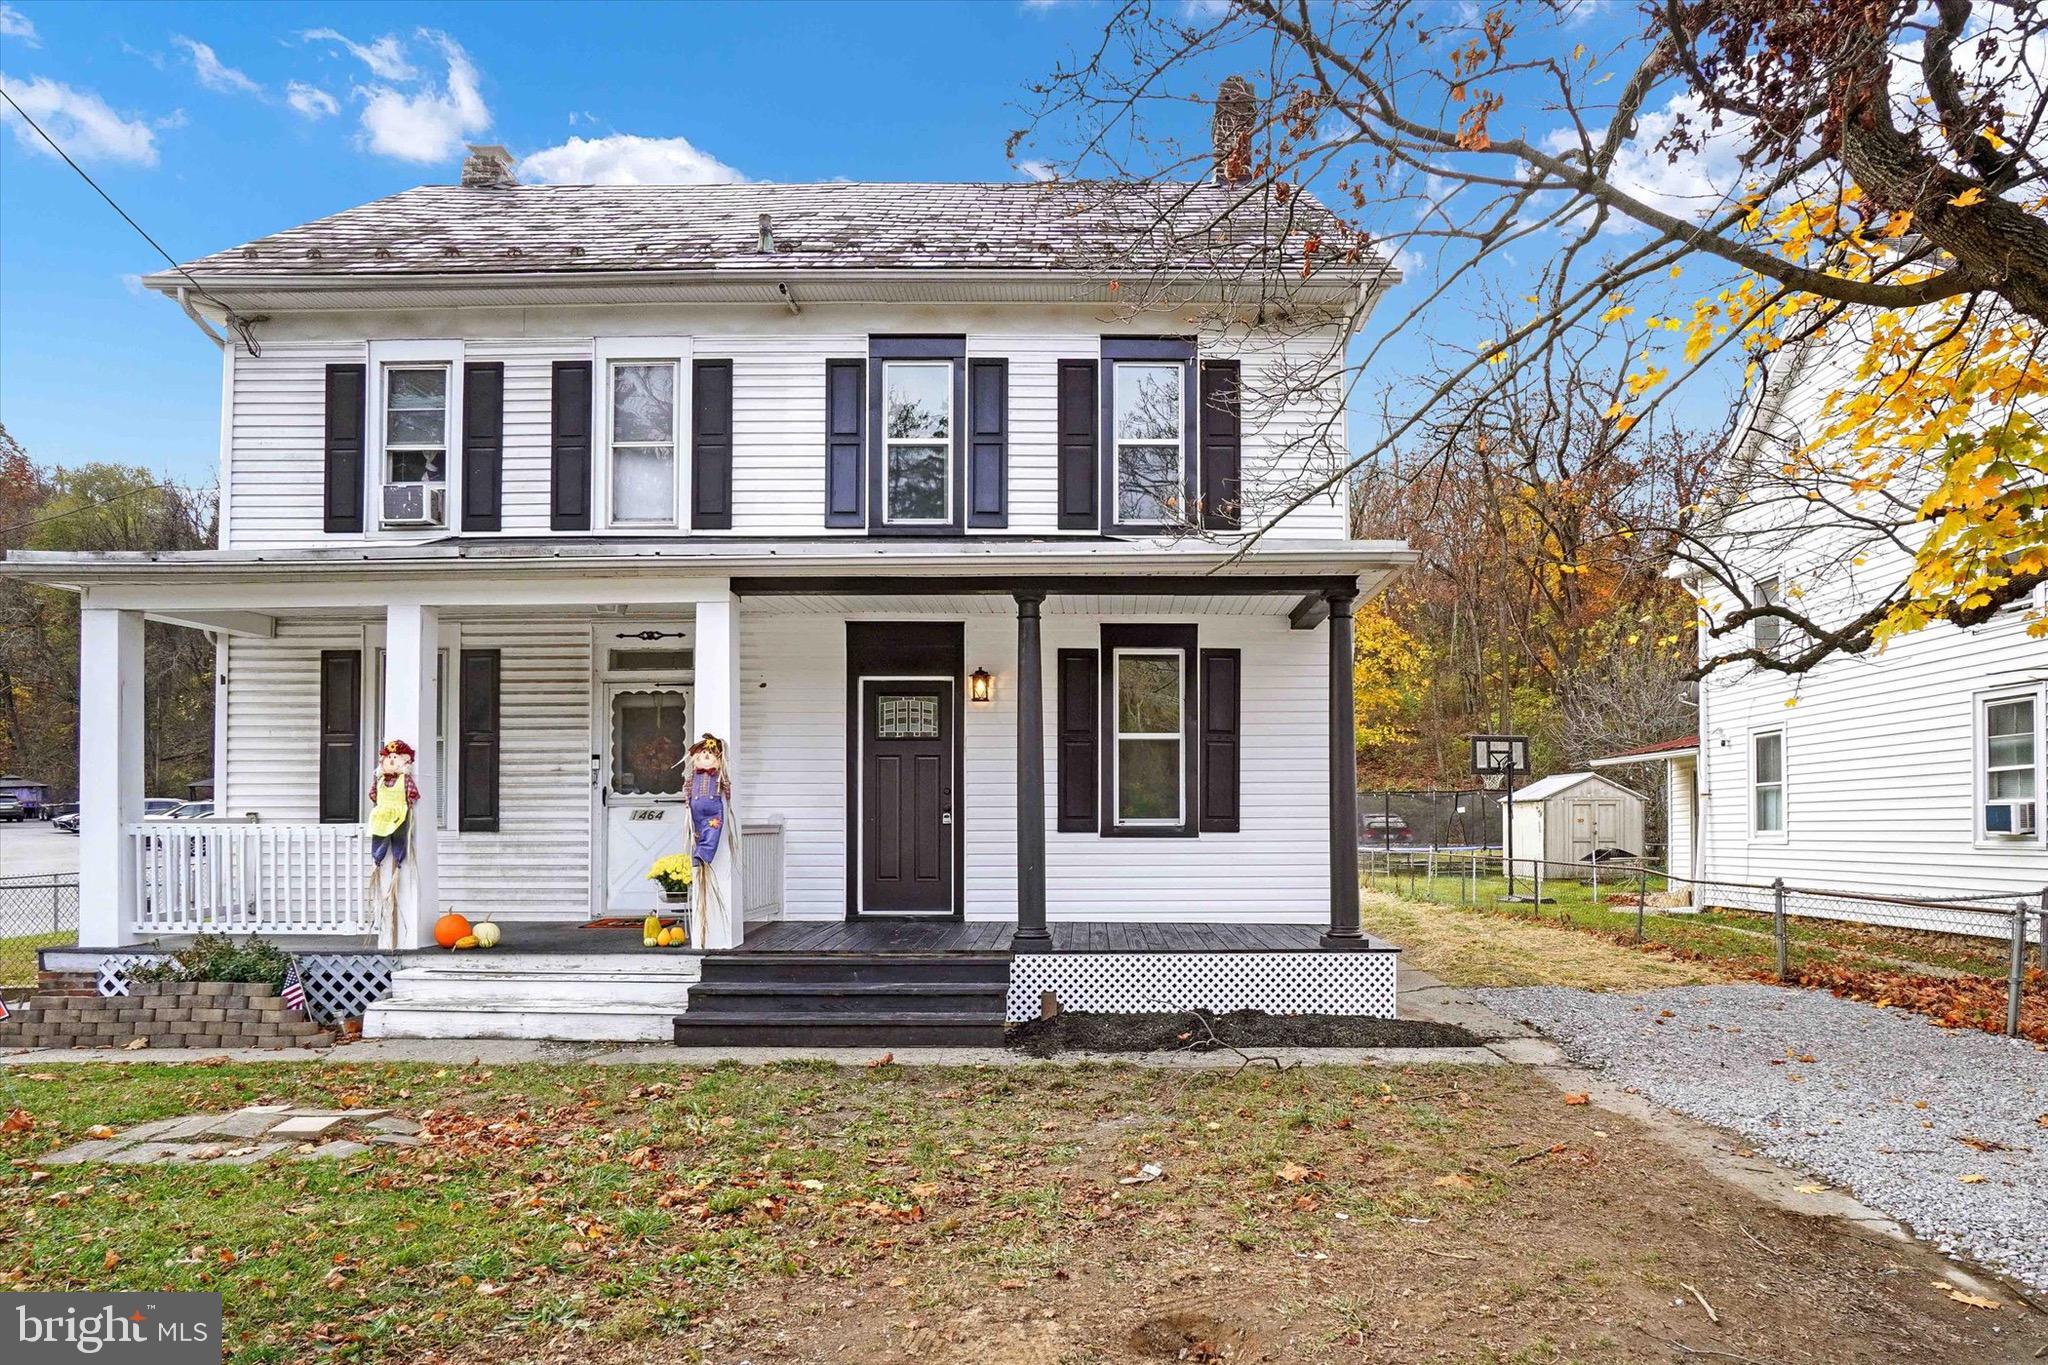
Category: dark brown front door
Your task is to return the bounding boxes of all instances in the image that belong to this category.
[860,680,954,915]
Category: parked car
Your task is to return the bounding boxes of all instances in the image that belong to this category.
[0,795,25,822]
[42,801,77,822]
[53,811,78,834]
[140,798,185,820]
[165,800,214,819]
[1361,814,1415,845]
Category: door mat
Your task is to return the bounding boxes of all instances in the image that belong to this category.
[582,917,685,930]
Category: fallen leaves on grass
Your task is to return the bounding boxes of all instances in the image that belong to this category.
[1562,1093,1590,1106]
[1958,1174,1987,1184]
[2,1108,32,1134]
[1932,1281,2001,1310]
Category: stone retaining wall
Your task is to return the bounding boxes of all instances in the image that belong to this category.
[0,980,335,1050]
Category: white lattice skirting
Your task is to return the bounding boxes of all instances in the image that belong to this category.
[1007,952,1399,1022]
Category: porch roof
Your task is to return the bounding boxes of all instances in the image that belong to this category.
[2,536,1413,596]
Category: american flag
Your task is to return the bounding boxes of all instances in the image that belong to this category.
[280,962,306,1014]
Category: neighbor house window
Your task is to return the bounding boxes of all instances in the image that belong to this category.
[1112,649,1184,826]
[384,367,448,486]
[1983,694,2039,837]
[1752,729,1785,834]
[609,362,678,526]
[882,360,952,524]
[1753,577,1781,653]
[1112,361,1184,524]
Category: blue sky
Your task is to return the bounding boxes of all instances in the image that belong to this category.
[0,1,1120,484]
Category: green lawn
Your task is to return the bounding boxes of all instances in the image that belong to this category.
[1,930,73,989]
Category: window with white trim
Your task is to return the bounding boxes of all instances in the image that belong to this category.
[1751,729,1785,834]
[1112,648,1184,826]
[1112,361,1184,524]
[384,366,447,486]
[881,360,952,524]
[1982,693,2039,838]
[608,361,678,526]
[1752,577,1782,653]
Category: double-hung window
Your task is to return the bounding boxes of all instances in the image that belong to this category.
[1752,729,1785,835]
[1111,361,1185,524]
[609,361,679,527]
[882,360,952,524]
[1112,648,1185,826]
[385,367,448,486]
[1982,693,2039,838]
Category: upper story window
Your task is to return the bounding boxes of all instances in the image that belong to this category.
[882,361,952,524]
[1113,648,1185,827]
[1752,577,1782,653]
[1751,728,1785,835]
[1982,692,2040,838]
[1112,361,1184,525]
[381,366,449,528]
[609,362,678,527]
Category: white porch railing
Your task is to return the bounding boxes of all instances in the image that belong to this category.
[741,815,786,922]
[129,821,375,937]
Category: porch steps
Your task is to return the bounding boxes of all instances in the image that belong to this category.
[674,951,1009,1047]
[363,952,702,1043]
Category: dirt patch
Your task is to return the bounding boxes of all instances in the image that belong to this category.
[1359,889,1733,988]
[1126,1306,1260,1362]
[1006,1008,1479,1056]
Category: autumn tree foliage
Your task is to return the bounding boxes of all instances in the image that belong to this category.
[1019,0,2046,675]
[0,426,217,798]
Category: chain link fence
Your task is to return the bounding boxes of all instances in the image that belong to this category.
[1358,789,1504,851]
[1365,851,2047,1040]
[0,874,79,990]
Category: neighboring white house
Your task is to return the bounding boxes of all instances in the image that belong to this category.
[1501,772,1646,881]
[7,107,1416,1039]
[1604,324,2047,918]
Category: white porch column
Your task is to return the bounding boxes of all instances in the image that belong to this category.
[693,594,744,949]
[78,607,144,947]
[381,603,441,949]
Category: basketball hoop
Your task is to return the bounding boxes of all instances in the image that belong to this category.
[1480,770,1506,792]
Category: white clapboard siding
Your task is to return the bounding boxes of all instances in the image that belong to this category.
[1232,327,1351,540]
[438,620,593,920]
[226,341,366,550]
[738,606,1332,922]
[221,620,364,819]
[718,330,862,536]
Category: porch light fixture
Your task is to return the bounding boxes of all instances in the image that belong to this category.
[969,668,994,705]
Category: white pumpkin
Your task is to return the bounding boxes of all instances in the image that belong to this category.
[470,921,502,949]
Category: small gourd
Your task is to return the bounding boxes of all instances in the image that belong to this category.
[470,922,501,949]
[643,914,661,948]
[453,934,480,950]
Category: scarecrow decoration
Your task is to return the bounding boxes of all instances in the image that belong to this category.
[367,738,420,944]
[681,733,737,950]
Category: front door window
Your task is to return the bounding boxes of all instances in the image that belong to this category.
[610,690,688,795]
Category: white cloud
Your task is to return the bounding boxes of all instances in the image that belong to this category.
[1014,158,1057,182]
[0,4,38,46]
[519,132,744,186]
[1542,91,1749,229]
[173,36,261,96]
[285,80,339,120]
[120,272,144,295]
[0,73,159,165]
[354,31,488,164]
[302,28,417,82]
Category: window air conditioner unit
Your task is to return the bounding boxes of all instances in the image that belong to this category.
[1985,799,2038,836]
[381,482,446,528]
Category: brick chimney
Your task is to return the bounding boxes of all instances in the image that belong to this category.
[461,143,518,190]
[1212,76,1255,184]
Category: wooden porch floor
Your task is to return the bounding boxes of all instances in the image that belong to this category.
[723,919,1384,955]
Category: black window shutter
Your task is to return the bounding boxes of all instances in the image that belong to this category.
[1199,649,1242,832]
[824,358,865,527]
[317,650,362,824]
[461,362,504,532]
[323,364,366,534]
[1056,360,1098,530]
[1199,360,1241,531]
[968,358,1008,528]
[550,361,592,531]
[458,649,501,833]
[692,359,734,530]
[1055,648,1099,831]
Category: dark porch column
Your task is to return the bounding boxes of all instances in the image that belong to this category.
[1323,588,1365,948]
[1013,590,1051,949]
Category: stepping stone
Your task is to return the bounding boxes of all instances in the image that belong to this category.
[270,1115,343,1138]
[204,1142,288,1166]
[369,1133,423,1148]
[106,1141,199,1165]
[294,1140,370,1161]
[40,1138,130,1166]
[241,1104,292,1114]
[203,1112,287,1139]
[368,1117,421,1136]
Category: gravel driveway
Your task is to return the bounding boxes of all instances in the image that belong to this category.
[1479,983,2048,1295]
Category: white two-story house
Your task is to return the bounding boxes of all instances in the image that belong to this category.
[11,114,1412,1041]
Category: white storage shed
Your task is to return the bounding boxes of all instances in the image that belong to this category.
[1503,772,1647,880]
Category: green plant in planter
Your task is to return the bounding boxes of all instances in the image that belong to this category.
[128,934,294,990]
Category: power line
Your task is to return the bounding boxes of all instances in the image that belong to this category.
[1,479,210,541]
[0,82,241,330]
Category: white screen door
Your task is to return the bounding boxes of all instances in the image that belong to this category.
[602,683,692,915]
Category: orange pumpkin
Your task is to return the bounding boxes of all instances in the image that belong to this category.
[434,912,473,949]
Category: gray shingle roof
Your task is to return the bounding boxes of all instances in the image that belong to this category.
[165,181,1375,281]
